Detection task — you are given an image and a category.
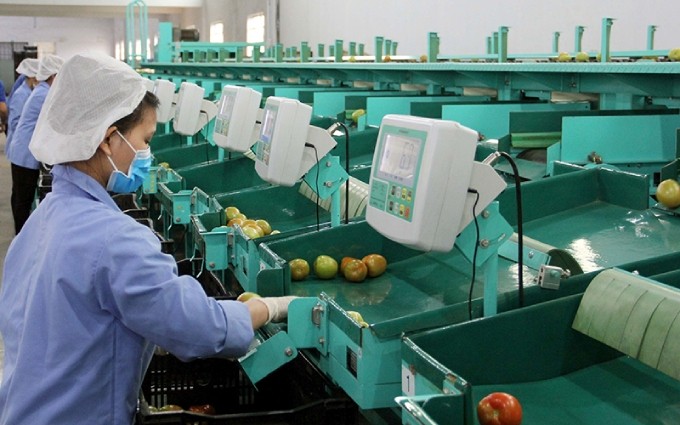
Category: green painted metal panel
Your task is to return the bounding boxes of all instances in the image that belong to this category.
[172,157,269,196]
[367,96,474,127]
[409,97,492,118]
[561,114,680,164]
[441,102,590,139]
[343,91,421,112]
[597,167,650,210]
[152,142,223,169]
[507,108,678,134]
[312,90,404,117]
[238,330,298,385]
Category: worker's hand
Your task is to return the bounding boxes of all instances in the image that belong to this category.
[256,296,298,324]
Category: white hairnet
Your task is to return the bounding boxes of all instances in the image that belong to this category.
[35,54,64,81]
[16,58,39,78]
[30,52,148,165]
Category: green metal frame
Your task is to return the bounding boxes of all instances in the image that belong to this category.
[125,0,148,66]
[141,60,680,112]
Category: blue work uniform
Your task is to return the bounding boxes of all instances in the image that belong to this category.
[0,165,254,424]
[8,74,25,100]
[5,81,31,157]
[6,81,49,170]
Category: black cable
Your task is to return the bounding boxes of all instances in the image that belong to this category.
[309,144,321,231]
[498,151,524,308]
[334,121,351,224]
[468,190,481,320]
[204,128,211,163]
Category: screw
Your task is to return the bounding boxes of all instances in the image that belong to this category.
[482,210,490,218]
[480,239,490,248]
[175,218,181,223]
[318,337,326,345]
[325,181,333,187]
[326,161,332,167]
[528,251,534,259]
[208,262,215,268]
[284,347,293,356]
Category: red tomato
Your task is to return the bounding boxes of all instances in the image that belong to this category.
[340,256,359,276]
[477,392,522,425]
[362,254,387,278]
[189,404,216,415]
[344,259,368,283]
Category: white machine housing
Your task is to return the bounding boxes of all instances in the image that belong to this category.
[367,114,504,252]
[213,85,262,152]
[143,78,155,93]
[173,82,218,136]
[173,82,204,135]
[254,97,336,186]
[153,79,176,123]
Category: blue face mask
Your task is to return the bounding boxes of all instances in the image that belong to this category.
[106,130,152,193]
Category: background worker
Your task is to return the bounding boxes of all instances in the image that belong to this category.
[8,57,36,100]
[7,54,63,234]
[5,58,39,158]
[0,80,6,133]
[0,52,294,425]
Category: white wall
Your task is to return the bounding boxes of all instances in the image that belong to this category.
[278,0,680,55]
[1,1,676,65]
[201,0,270,43]
[0,16,115,60]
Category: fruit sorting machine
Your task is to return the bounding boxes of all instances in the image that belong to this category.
[133,44,680,423]
[398,266,680,425]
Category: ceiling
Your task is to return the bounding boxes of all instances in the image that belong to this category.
[0,0,199,19]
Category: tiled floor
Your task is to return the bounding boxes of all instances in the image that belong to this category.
[0,132,12,384]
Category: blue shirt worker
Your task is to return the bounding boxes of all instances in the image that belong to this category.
[9,58,39,99]
[0,52,295,425]
[7,54,63,234]
[5,58,39,155]
[0,80,6,132]
[8,74,24,99]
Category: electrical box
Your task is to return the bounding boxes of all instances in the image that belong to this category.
[213,85,262,152]
[173,82,205,135]
[153,79,176,124]
[366,114,478,252]
[253,97,313,186]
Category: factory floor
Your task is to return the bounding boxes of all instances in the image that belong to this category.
[0,132,11,384]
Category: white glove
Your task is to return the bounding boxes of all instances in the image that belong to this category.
[256,296,297,324]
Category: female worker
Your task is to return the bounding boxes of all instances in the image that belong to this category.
[5,58,39,157]
[8,54,64,234]
[0,52,294,424]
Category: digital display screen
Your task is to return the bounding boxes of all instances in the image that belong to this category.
[376,133,421,187]
[255,105,277,165]
[260,106,277,144]
[219,92,236,119]
[215,92,236,136]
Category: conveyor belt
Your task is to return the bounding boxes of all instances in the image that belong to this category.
[472,356,680,425]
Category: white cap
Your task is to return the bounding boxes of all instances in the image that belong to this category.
[30,52,148,165]
[35,54,64,81]
[16,58,40,78]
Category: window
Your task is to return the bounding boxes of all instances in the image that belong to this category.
[210,21,224,43]
[246,13,265,56]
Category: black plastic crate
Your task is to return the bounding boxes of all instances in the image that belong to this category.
[37,171,52,201]
[176,258,231,298]
[136,354,357,424]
